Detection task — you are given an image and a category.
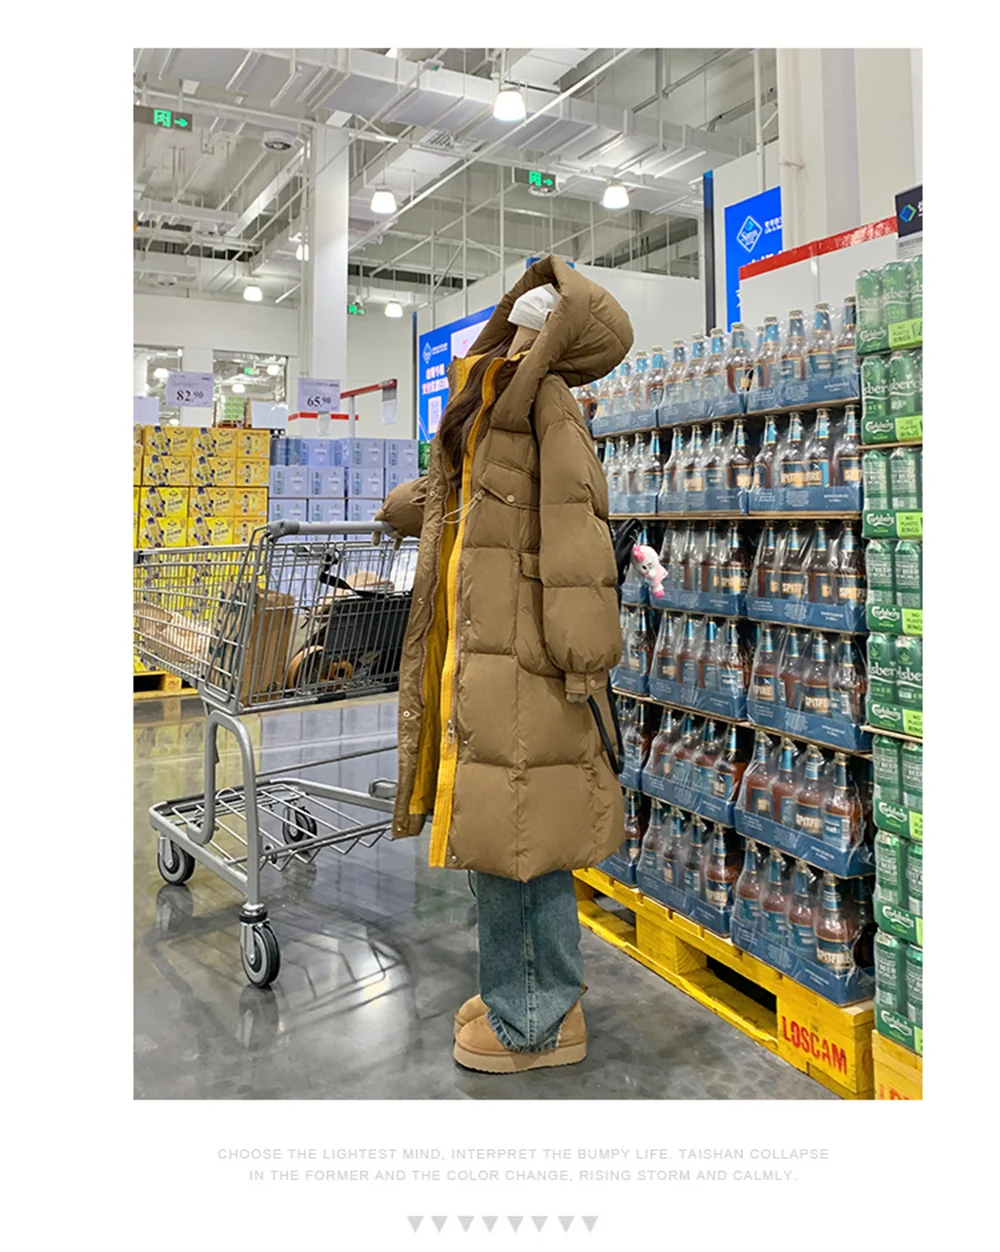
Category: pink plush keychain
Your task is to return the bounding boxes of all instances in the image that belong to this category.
[631,543,667,600]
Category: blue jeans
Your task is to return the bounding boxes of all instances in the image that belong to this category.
[474,869,584,1053]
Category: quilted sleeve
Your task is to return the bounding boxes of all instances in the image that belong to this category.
[376,476,427,538]
[535,379,621,698]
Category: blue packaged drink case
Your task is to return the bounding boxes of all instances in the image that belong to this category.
[833,296,857,377]
[788,860,818,957]
[761,848,789,938]
[735,839,764,923]
[807,303,835,378]
[815,873,854,972]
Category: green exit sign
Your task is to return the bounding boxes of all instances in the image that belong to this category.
[134,104,193,130]
[347,302,367,316]
[515,167,556,192]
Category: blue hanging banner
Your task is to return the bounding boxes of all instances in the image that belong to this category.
[417,306,495,442]
[723,186,783,330]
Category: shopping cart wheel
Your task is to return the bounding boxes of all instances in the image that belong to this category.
[242,922,281,988]
[157,840,195,885]
[282,804,317,844]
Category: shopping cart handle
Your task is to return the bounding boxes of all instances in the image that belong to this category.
[266,519,392,538]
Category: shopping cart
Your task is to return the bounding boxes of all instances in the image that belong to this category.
[134,520,418,987]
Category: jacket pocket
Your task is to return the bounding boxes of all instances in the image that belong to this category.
[478,461,537,509]
[515,550,560,677]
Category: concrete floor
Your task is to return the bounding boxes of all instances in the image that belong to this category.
[134,695,833,1101]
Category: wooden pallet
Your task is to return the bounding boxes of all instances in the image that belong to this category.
[872,1030,922,1100]
[133,670,197,701]
[575,866,875,1099]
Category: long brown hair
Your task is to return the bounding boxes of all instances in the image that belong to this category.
[437,335,514,486]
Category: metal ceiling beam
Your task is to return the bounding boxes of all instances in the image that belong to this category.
[227,150,304,237]
[348,47,638,255]
[135,198,238,227]
[631,49,745,114]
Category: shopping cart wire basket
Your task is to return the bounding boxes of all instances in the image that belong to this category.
[134,520,418,986]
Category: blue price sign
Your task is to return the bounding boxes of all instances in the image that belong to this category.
[417,307,494,442]
[723,186,783,330]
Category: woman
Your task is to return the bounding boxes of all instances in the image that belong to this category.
[376,256,633,1073]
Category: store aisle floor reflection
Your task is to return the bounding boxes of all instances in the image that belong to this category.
[134,696,833,1100]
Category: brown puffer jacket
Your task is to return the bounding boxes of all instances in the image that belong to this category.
[378,256,633,880]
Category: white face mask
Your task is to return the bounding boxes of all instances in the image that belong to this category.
[508,284,560,332]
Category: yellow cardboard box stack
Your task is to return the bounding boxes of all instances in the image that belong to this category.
[134,424,270,550]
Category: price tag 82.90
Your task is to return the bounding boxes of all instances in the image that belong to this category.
[166,371,215,409]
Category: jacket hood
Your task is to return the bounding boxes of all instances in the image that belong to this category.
[466,255,634,388]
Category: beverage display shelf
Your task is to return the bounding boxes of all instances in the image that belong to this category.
[750,723,873,760]
[593,397,863,439]
[592,423,659,439]
[610,510,862,522]
[730,917,875,1006]
[862,723,922,745]
[651,604,745,622]
[873,795,923,842]
[746,595,868,636]
[873,1017,923,1079]
[865,604,922,636]
[636,774,737,831]
[862,509,923,540]
[610,511,746,521]
[733,807,874,879]
[613,687,748,728]
[574,864,877,1098]
[859,439,923,451]
[744,396,862,419]
[750,511,863,521]
[747,699,872,753]
[874,889,923,947]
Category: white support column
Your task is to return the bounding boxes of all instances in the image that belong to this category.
[134,352,150,395]
[854,49,920,223]
[306,125,350,392]
[777,49,861,248]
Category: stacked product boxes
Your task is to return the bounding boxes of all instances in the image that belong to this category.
[268,436,420,527]
[135,425,272,549]
[857,253,924,1064]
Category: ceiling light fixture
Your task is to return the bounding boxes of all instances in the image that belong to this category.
[295,243,309,261]
[602,182,630,211]
[231,381,246,394]
[370,186,397,215]
[493,84,526,123]
[384,300,403,318]
[266,364,281,376]
[243,284,263,303]
[153,367,169,380]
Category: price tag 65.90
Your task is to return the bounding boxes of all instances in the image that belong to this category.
[166,371,215,409]
[297,378,341,413]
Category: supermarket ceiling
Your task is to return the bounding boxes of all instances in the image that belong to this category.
[133,47,778,307]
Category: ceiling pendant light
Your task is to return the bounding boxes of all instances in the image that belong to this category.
[295,242,309,261]
[243,284,263,303]
[153,367,169,380]
[266,363,281,376]
[602,182,630,211]
[231,381,246,394]
[370,185,397,215]
[493,84,526,123]
[384,300,403,319]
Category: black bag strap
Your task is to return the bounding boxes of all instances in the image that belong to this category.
[588,676,625,777]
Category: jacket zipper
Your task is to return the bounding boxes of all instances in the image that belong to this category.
[428,359,502,867]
